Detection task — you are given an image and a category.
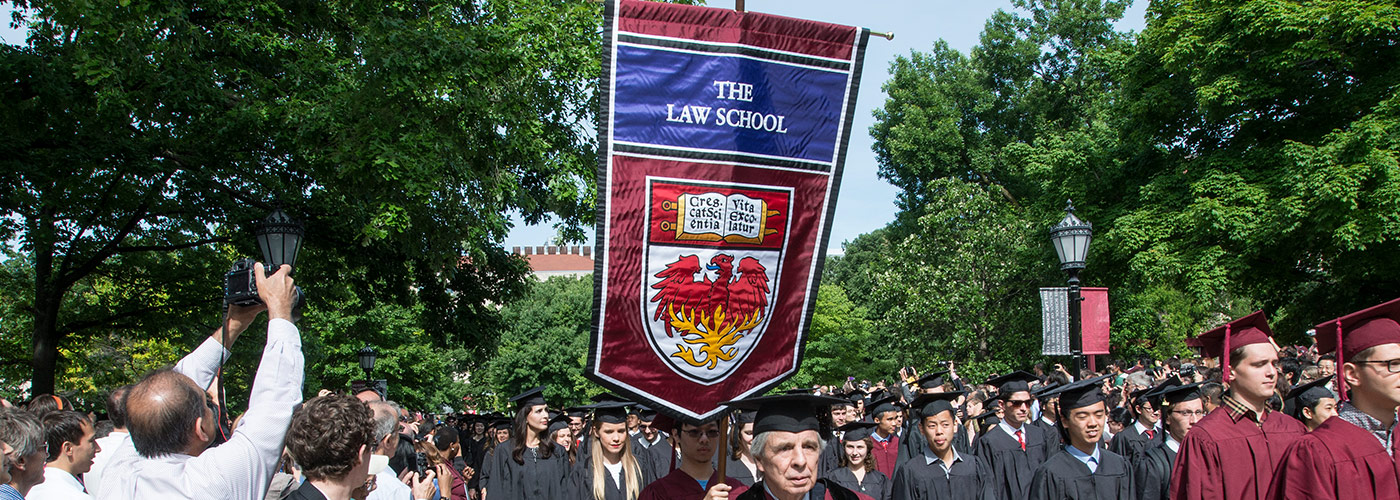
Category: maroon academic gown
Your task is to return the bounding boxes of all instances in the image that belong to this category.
[870,433,900,480]
[1267,415,1400,500]
[638,468,748,500]
[1168,406,1305,500]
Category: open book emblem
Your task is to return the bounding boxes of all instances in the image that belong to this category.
[641,179,791,384]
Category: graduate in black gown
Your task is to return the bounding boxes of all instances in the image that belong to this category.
[568,402,655,500]
[1030,383,1062,449]
[628,406,673,481]
[1106,384,1165,465]
[890,392,994,500]
[1132,384,1202,500]
[828,422,892,500]
[898,371,955,463]
[724,410,760,486]
[1280,375,1336,432]
[1028,375,1133,500]
[969,371,1052,499]
[483,387,571,499]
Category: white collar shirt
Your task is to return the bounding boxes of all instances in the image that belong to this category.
[366,463,413,500]
[86,430,129,497]
[95,319,304,500]
[998,420,1026,440]
[26,467,92,500]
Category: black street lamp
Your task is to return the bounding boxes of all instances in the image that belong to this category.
[255,208,305,272]
[358,345,378,379]
[1049,200,1093,378]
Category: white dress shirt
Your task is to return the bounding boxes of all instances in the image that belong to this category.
[96,319,304,500]
[26,467,92,500]
[86,429,128,497]
[366,464,413,500]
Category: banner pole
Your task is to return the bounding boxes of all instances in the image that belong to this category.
[717,415,729,483]
[735,0,744,12]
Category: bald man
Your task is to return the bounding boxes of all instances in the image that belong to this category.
[97,262,303,500]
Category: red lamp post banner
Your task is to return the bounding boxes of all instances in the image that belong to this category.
[589,0,871,421]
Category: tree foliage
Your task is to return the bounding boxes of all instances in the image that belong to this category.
[479,275,602,411]
[0,0,604,395]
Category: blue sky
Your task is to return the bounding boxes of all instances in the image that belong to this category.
[1,1,1148,254]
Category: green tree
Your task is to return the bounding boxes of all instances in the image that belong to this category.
[787,284,894,389]
[0,0,605,395]
[480,275,601,410]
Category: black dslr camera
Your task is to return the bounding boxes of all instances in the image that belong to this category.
[224,258,305,321]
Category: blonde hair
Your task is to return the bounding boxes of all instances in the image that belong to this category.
[589,423,642,500]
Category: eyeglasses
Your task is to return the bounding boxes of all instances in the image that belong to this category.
[682,430,720,439]
[1171,410,1207,417]
[1353,358,1400,374]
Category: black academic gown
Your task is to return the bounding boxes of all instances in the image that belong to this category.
[724,455,759,486]
[829,467,892,500]
[1107,423,1160,465]
[820,435,844,476]
[1131,439,1176,500]
[889,450,996,500]
[734,478,874,500]
[567,453,656,500]
[1033,418,1062,448]
[969,423,1053,500]
[1027,447,1134,500]
[464,436,490,490]
[483,440,570,499]
[631,434,673,481]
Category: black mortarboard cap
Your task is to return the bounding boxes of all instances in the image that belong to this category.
[566,407,589,419]
[1044,374,1112,411]
[916,370,951,389]
[491,417,512,430]
[1284,375,1335,418]
[910,391,965,419]
[986,371,1040,398]
[1149,383,1202,409]
[634,405,657,422]
[972,408,1000,427]
[733,409,756,424]
[847,392,866,404]
[1140,379,1181,405]
[867,395,903,417]
[838,421,878,442]
[547,413,570,435]
[1033,383,1061,402]
[582,401,633,424]
[510,386,547,410]
[723,394,847,434]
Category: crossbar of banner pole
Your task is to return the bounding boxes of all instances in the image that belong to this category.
[585,0,894,39]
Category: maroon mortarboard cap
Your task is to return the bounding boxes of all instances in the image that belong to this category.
[1314,297,1400,402]
[1193,311,1273,384]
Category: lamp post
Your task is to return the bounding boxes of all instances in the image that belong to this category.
[358,345,378,379]
[1049,200,1093,378]
[255,208,305,272]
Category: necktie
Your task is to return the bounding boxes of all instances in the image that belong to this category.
[1146,429,1155,440]
[1016,430,1025,450]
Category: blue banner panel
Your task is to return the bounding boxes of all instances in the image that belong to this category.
[612,44,850,166]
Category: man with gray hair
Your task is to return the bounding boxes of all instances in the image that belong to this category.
[0,407,46,499]
[725,394,872,500]
[366,400,430,500]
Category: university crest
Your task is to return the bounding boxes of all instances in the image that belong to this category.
[642,179,790,383]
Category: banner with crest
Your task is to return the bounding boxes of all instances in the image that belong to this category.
[588,0,870,421]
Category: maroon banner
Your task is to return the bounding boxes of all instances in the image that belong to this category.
[588,0,869,421]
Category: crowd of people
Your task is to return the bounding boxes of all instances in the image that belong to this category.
[0,260,1396,500]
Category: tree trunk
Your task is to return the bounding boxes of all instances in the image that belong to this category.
[30,297,61,397]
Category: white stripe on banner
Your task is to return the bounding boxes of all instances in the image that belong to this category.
[1041,287,1070,356]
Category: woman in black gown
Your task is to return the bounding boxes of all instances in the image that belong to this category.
[723,410,759,486]
[568,402,654,500]
[827,422,891,500]
[483,387,570,499]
